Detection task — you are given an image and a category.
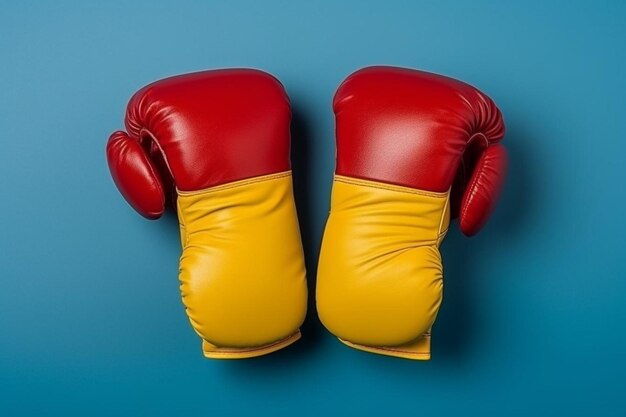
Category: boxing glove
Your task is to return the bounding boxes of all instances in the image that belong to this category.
[317,66,507,360]
[107,69,307,359]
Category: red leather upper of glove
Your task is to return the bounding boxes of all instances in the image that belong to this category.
[124,69,291,191]
[334,66,505,192]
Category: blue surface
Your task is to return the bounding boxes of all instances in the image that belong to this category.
[1,1,625,415]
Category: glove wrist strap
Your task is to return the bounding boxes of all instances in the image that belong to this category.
[338,332,431,361]
[202,331,301,359]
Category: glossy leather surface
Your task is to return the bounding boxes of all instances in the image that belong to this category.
[106,70,307,358]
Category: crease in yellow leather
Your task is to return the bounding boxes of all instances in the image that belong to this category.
[177,171,307,359]
[317,175,450,360]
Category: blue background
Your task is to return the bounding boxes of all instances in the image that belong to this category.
[1,1,625,415]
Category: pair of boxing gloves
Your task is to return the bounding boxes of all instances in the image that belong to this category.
[107,66,507,360]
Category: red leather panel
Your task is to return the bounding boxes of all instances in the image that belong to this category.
[123,69,291,191]
[334,66,505,192]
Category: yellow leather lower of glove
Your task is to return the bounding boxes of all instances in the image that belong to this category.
[177,171,307,359]
[317,175,450,360]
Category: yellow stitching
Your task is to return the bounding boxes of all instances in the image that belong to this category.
[438,193,450,236]
[177,171,291,196]
[179,224,189,248]
[334,175,448,198]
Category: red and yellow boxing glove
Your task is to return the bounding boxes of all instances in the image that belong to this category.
[107,69,308,359]
[317,66,507,360]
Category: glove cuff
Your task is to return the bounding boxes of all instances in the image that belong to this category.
[338,332,431,360]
